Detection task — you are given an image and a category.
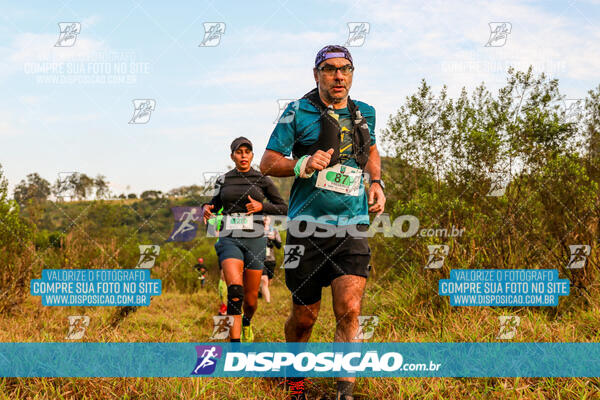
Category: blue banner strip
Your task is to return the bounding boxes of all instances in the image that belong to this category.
[439,269,570,306]
[2,343,600,377]
[29,269,162,307]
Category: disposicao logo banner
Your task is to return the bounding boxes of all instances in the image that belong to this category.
[2,343,600,377]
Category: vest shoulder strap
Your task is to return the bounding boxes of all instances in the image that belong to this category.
[295,88,370,168]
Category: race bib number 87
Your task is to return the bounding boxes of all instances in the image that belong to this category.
[315,164,362,196]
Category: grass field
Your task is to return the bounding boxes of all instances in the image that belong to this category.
[2,265,600,399]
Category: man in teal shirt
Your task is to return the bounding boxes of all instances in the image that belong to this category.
[260,45,386,400]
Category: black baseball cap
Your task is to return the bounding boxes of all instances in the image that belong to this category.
[230,136,253,153]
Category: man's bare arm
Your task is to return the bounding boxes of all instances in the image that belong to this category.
[260,149,296,177]
[365,144,381,181]
[261,148,335,177]
[365,144,385,214]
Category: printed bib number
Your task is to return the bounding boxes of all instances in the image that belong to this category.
[266,246,273,258]
[315,164,362,196]
[225,213,253,230]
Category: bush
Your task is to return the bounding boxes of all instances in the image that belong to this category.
[0,165,35,314]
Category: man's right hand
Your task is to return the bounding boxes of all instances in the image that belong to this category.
[203,204,214,224]
[305,148,334,174]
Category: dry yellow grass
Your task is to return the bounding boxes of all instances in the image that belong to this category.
[2,271,600,399]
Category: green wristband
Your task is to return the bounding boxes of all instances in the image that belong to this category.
[294,155,309,177]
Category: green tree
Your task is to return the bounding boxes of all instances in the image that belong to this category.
[94,174,110,199]
[167,185,203,199]
[52,172,96,201]
[0,164,34,314]
[75,173,95,200]
[379,66,598,277]
[141,190,162,200]
[13,173,51,206]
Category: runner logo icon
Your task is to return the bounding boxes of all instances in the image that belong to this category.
[424,245,449,270]
[210,316,233,340]
[55,22,81,47]
[129,99,156,124]
[345,22,370,47]
[282,245,305,269]
[136,245,160,269]
[191,345,223,375]
[199,23,225,47]
[566,245,590,269]
[485,22,512,47]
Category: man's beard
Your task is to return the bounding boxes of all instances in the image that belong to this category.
[324,85,347,104]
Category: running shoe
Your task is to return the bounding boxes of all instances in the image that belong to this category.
[283,378,308,400]
[218,303,227,316]
[241,325,254,342]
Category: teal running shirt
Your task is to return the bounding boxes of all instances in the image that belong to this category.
[266,96,376,225]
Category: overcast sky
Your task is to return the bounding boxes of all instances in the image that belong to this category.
[2,0,599,196]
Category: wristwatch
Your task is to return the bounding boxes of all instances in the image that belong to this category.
[370,179,385,190]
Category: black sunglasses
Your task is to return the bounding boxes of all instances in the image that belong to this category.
[317,64,355,75]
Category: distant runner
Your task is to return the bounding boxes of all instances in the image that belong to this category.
[260,215,282,303]
[194,258,207,288]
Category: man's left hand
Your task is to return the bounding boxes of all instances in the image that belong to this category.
[368,182,385,215]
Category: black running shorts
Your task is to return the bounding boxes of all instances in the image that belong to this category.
[284,222,371,305]
[262,260,276,279]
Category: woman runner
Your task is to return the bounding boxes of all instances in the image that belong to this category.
[203,137,287,342]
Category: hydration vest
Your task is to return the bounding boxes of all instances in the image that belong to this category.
[292,88,371,169]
